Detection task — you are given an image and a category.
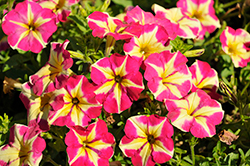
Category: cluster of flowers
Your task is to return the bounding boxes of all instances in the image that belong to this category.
[1,0,250,165]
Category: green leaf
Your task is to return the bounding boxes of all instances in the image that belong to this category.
[67,15,89,34]
[0,113,11,146]
[68,50,93,63]
[112,0,133,7]
[170,37,193,54]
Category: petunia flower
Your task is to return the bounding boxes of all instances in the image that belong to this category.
[124,5,178,40]
[152,4,201,39]
[144,51,192,101]
[87,11,141,56]
[87,11,141,40]
[123,24,171,69]
[189,60,221,100]
[91,53,144,114]
[29,40,73,96]
[20,82,64,131]
[177,0,220,38]
[220,26,250,68]
[124,5,156,25]
[2,0,57,53]
[0,124,46,166]
[49,75,102,127]
[165,90,224,138]
[119,114,174,166]
[65,119,115,166]
[35,0,80,23]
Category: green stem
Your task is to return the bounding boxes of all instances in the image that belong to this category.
[189,136,198,166]
[104,35,116,57]
[222,0,242,8]
[43,155,60,166]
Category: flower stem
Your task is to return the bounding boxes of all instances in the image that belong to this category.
[189,135,198,166]
[222,0,242,8]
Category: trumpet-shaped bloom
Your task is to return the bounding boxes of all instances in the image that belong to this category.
[87,11,141,40]
[2,0,57,53]
[0,124,46,166]
[123,24,171,68]
[91,54,144,114]
[152,4,201,39]
[124,5,156,25]
[189,60,221,100]
[35,0,80,22]
[29,40,73,96]
[177,0,220,38]
[20,82,64,131]
[119,114,174,166]
[49,75,102,127]
[165,90,224,138]
[220,26,250,68]
[65,119,115,166]
[144,51,192,101]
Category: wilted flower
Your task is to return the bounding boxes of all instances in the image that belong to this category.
[29,40,73,96]
[0,36,10,51]
[119,114,174,166]
[49,75,102,127]
[0,124,46,166]
[91,54,144,114]
[165,90,224,138]
[144,51,192,101]
[2,0,57,53]
[65,119,115,166]
[220,26,250,68]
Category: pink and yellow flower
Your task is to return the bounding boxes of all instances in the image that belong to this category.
[0,124,46,166]
[49,75,102,127]
[20,82,64,131]
[35,0,80,22]
[91,53,144,114]
[29,40,73,96]
[124,5,156,25]
[189,60,221,100]
[220,26,250,68]
[87,11,141,40]
[177,0,220,38]
[119,114,174,166]
[2,0,57,53]
[152,4,201,39]
[144,51,192,101]
[165,90,224,138]
[65,119,115,166]
[123,24,171,67]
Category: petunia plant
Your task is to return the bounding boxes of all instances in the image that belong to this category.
[1,0,250,165]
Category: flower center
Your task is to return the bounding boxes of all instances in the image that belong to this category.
[192,11,202,20]
[29,23,36,31]
[40,93,52,111]
[56,0,66,11]
[19,144,30,160]
[72,97,79,105]
[114,75,122,83]
[147,135,155,144]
